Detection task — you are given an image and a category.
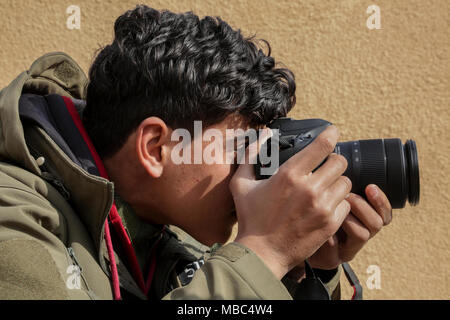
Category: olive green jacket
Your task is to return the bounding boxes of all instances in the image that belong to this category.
[0,52,340,300]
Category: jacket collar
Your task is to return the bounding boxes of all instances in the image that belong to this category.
[24,120,114,257]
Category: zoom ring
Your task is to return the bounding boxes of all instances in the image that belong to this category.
[359,140,387,193]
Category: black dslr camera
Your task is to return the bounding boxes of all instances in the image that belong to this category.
[255,118,420,209]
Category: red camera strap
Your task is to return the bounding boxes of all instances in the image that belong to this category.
[62,96,161,300]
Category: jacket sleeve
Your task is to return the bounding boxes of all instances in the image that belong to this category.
[0,184,90,299]
[163,242,293,300]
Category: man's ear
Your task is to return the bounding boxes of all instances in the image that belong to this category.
[136,117,170,178]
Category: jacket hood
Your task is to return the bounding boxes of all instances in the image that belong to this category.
[0,52,115,258]
[0,52,88,173]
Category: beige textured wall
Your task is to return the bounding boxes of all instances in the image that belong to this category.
[1,0,449,299]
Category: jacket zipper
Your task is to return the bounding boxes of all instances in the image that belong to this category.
[41,172,71,200]
[68,247,83,272]
[52,179,70,200]
[67,247,98,300]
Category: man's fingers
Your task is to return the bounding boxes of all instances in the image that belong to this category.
[340,214,370,261]
[312,153,349,190]
[346,193,384,237]
[365,184,393,225]
[281,125,339,175]
[332,199,351,228]
[326,175,352,209]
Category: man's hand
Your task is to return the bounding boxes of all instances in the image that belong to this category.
[230,126,352,280]
[305,184,393,271]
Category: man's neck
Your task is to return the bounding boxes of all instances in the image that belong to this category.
[114,195,164,271]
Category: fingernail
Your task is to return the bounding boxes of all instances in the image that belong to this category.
[368,185,378,198]
[345,193,350,199]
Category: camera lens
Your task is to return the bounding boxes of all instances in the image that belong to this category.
[405,139,420,205]
[335,139,420,209]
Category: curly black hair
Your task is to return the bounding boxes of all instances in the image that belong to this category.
[83,5,296,158]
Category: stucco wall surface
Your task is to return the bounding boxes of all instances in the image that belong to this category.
[0,0,448,299]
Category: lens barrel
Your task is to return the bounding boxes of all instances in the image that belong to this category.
[335,139,420,209]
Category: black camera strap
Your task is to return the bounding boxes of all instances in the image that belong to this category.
[293,260,363,300]
[292,260,331,300]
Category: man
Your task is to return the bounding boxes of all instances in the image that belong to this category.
[0,5,392,299]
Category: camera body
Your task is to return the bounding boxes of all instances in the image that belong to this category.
[255,117,420,209]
